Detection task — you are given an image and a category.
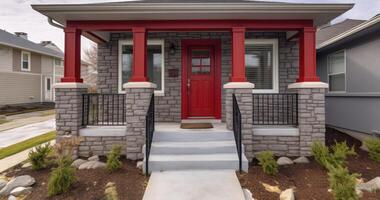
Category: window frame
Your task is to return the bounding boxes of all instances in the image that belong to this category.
[54,58,63,67]
[20,51,31,71]
[118,39,165,95]
[327,50,346,93]
[245,39,279,93]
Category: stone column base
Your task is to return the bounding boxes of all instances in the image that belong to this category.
[124,82,156,160]
[224,82,255,160]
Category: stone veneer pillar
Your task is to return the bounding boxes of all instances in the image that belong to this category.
[289,82,328,156]
[124,82,156,160]
[54,83,89,156]
[224,82,255,161]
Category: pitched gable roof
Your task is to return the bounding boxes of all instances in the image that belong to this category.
[317,19,365,46]
[0,29,63,58]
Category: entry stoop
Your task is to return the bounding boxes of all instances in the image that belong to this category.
[144,129,249,173]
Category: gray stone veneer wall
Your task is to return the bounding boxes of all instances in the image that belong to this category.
[125,87,155,160]
[97,32,299,122]
[78,136,127,157]
[252,135,300,156]
[225,88,254,160]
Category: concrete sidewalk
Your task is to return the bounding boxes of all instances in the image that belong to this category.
[0,110,55,132]
[143,170,246,200]
[0,119,55,148]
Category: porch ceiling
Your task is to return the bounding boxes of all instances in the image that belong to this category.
[32,2,353,27]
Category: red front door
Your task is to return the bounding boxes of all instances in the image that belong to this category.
[181,40,221,119]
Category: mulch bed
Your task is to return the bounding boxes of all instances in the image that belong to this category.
[5,159,148,200]
[238,127,380,200]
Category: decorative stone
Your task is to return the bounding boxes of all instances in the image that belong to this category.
[88,155,100,161]
[136,161,143,170]
[8,195,16,200]
[78,161,106,170]
[21,162,32,168]
[105,182,118,200]
[0,175,35,197]
[293,156,309,164]
[280,188,295,200]
[72,159,87,168]
[277,157,294,165]
[356,177,380,192]
[243,188,255,200]
[10,187,32,196]
[0,179,7,191]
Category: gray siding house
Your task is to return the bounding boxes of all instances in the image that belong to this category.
[33,0,352,173]
[317,15,380,135]
[0,30,64,106]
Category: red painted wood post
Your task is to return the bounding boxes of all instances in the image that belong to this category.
[61,27,83,82]
[130,27,148,82]
[297,27,320,82]
[230,27,247,82]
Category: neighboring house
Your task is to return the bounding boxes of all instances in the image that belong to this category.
[317,15,380,135]
[81,60,98,90]
[33,0,352,173]
[0,30,64,106]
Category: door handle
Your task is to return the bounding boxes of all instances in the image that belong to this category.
[187,79,191,88]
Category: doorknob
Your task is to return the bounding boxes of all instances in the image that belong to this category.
[187,79,191,88]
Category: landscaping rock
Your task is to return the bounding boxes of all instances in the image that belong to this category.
[8,195,16,200]
[293,156,309,164]
[88,155,99,161]
[0,179,7,191]
[21,162,32,169]
[356,177,380,192]
[10,186,32,196]
[243,188,255,200]
[280,188,295,200]
[105,182,118,200]
[72,159,87,168]
[136,161,143,170]
[0,175,35,197]
[78,161,106,170]
[277,157,294,165]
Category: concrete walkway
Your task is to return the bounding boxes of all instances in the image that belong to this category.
[0,110,54,132]
[143,170,245,200]
[0,119,55,148]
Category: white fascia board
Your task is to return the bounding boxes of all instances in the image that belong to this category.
[318,15,380,49]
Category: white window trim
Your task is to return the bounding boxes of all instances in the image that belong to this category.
[327,49,346,93]
[54,58,63,68]
[118,39,165,96]
[21,51,31,71]
[245,39,279,93]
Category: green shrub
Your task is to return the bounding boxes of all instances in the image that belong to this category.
[363,137,380,163]
[328,165,360,200]
[106,146,122,172]
[48,164,76,196]
[311,141,330,167]
[28,143,52,170]
[256,151,278,175]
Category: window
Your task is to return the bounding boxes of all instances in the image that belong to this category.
[245,39,278,93]
[328,51,346,92]
[54,59,63,67]
[118,40,164,95]
[21,51,31,71]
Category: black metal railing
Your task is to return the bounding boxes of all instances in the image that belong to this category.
[145,95,155,175]
[232,94,242,173]
[82,94,126,126]
[252,93,298,126]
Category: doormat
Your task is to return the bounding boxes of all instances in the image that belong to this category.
[180,123,213,129]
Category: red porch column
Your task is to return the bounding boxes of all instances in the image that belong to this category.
[297,27,320,82]
[231,27,246,82]
[61,27,83,83]
[130,27,148,82]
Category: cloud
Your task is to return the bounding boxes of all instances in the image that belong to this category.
[0,0,379,52]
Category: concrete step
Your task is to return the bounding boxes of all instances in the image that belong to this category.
[148,153,249,173]
[153,130,234,142]
[150,140,238,154]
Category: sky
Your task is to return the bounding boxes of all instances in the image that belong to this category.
[0,0,380,53]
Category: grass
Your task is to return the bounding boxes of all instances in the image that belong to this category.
[0,119,9,125]
[0,131,56,159]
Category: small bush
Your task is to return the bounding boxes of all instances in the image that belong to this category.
[106,146,122,172]
[328,165,360,200]
[311,141,330,167]
[28,143,52,170]
[364,137,380,163]
[48,164,76,196]
[256,151,278,175]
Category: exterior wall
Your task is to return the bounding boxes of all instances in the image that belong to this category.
[0,45,13,72]
[78,136,126,157]
[0,72,41,105]
[252,135,300,156]
[12,49,42,73]
[317,31,380,134]
[97,32,299,122]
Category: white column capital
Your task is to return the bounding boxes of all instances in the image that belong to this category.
[223,82,255,89]
[123,82,157,89]
[53,82,90,89]
[288,82,328,89]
